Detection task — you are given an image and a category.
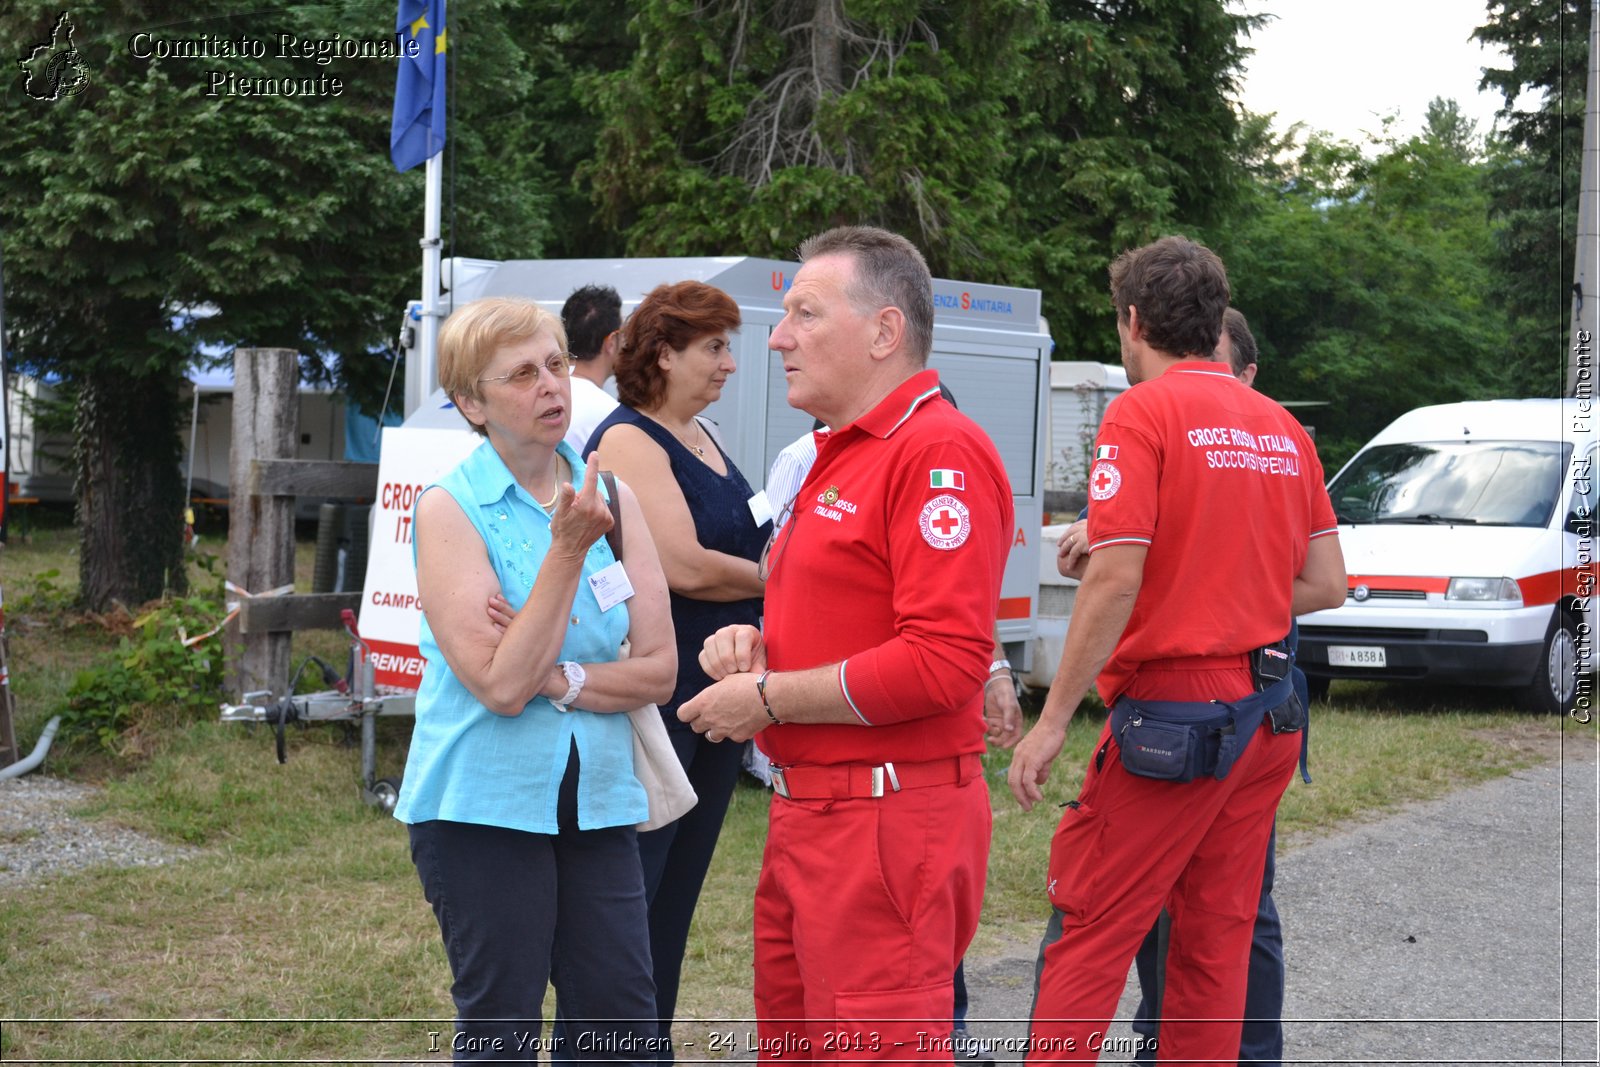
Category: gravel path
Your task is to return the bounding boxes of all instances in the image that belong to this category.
[0,775,200,889]
[959,745,1600,1065]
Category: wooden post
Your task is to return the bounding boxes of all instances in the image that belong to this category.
[0,583,18,769]
[227,348,298,698]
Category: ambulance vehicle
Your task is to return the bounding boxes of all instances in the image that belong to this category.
[1297,398,1596,715]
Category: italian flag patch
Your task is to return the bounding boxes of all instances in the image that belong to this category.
[1095,445,1119,460]
[929,469,965,490]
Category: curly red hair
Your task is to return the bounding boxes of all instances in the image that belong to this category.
[614,282,741,409]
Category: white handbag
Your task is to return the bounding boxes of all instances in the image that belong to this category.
[602,471,698,832]
[627,701,698,831]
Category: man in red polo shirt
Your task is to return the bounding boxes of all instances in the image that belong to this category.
[1008,236,1345,1064]
[680,226,1012,1061]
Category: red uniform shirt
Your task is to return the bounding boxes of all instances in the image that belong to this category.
[1086,362,1338,704]
[759,370,1013,766]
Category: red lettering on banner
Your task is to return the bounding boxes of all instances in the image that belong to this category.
[366,637,426,691]
[381,481,426,511]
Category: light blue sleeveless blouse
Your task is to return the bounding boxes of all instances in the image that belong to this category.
[393,439,646,833]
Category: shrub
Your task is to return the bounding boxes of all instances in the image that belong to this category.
[57,593,226,753]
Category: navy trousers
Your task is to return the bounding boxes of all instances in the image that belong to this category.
[408,746,658,1062]
[554,725,745,1066]
[1131,826,1284,1067]
[634,726,746,1063]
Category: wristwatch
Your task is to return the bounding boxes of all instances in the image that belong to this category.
[989,658,1013,675]
[552,661,586,711]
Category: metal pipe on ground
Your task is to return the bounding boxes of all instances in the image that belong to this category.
[0,715,62,780]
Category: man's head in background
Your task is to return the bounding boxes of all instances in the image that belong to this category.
[561,284,624,381]
[1217,307,1258,388]
[1108,236,1230,383]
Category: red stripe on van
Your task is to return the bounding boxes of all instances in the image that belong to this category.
[1518,567,1595,607]
[1346,574,1450,594]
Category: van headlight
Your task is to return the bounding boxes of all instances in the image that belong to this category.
[1445,577,1522,602]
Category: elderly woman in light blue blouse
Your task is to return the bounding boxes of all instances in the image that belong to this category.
[393,296,676,1062]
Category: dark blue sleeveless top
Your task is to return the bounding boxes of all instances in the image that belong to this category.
[586,406,771,721]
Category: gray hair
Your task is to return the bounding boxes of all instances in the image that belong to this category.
[798,226,934,364]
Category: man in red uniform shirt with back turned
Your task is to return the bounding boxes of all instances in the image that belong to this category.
[681,225,1013,1062]
[1008,236,1346,1064]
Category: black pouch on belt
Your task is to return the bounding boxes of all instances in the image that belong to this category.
[1251,636,1306,734]
[1266,691,1307,734]
[1251,641,1292,689]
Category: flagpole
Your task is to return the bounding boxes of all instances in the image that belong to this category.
[394,0,446,419]
[408,151,443,419]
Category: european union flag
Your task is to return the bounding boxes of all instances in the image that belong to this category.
[391,0,447,172]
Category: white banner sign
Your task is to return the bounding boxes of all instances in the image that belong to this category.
[357,426,481,690]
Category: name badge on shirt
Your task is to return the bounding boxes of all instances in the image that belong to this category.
[588,560,635,611]
[748,489,775,528]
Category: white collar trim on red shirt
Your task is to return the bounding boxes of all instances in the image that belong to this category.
[1169,363,1236,379]
[883,384,942,438]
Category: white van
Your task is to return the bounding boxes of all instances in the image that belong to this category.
[1297,398,1597,715]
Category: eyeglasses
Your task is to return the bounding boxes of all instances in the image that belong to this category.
[758,497,799,582]
[478,354,572,388]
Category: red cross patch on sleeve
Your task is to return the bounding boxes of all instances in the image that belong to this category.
[918,494,971,550]
[1089,461,1122,501]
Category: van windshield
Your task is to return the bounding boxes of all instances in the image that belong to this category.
[1328,440,1571,527]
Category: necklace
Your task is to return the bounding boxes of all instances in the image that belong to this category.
[668,417,706,458]
[538,457,566,510]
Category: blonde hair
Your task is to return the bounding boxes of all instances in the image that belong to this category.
[438,298,568,435]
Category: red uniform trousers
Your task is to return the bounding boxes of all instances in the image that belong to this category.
[1029,722,1299,1065]
[753,771,991,1063]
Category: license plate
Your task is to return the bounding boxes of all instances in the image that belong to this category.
[1328,645,1386,668]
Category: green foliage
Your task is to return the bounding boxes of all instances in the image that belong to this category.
[0,1,563,609]
[0,0,1574,540]
[8,567,73,617]
[498,0,636,258]
[57,594,226,753]
[583,0,1038,280]
[1475,0,1590,395]
[1008,0,1259,362]
[1217,105,1512,466]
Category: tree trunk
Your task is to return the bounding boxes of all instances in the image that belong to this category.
[813,0,844,94]
[75,367,188,611]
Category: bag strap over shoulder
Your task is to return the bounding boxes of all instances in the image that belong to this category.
[600,470,623,561]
